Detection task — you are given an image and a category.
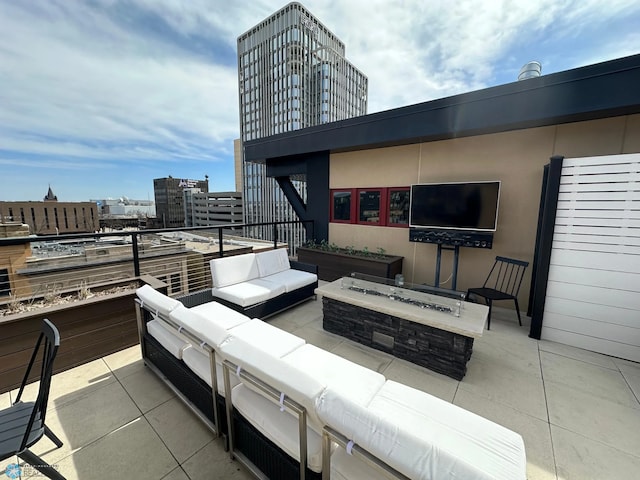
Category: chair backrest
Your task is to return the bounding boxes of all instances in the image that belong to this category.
[482,256,529,296]
[14,318,60,452]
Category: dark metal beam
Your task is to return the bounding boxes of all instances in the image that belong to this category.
[275,177,306,219]
[245,54,640,163]
[529,155,564,340]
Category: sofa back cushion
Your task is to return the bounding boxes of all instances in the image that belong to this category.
[210,253,259,288]
[317,382,527,480]
[189,301,250,330]
[365,380,527,480]
[218,336,325,428]
[169,305,229,348]
[317,387,424,480]
[255,248,291,277]
[136,285,181,318]
[282,344,384,407]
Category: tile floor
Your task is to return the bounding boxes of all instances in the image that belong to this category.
[2,297,640,479]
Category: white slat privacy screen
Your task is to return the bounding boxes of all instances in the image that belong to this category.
[542,153,640,362]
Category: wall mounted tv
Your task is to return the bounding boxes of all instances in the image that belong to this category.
[409,181,501,231]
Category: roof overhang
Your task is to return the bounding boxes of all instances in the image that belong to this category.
[244,54,640,164]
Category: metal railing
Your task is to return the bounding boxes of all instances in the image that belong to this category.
[0,220,313,313]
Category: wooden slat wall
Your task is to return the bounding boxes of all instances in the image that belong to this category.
[0,284,148,394]
[542,153,640,361]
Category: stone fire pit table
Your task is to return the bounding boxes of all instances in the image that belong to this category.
[316,277,489,380]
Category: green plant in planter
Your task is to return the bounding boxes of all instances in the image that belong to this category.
[300,240,403,282]
[303,240,391,259]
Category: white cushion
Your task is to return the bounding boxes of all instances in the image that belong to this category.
[182,345,213,386]
[181,345,239,397]
[282,344,384,407]
[255,248,290,277]
[262,269,317,293]
[210,253,259,288]
[218,337,325,429]
[136,285,181,318]
[232,383,324,473]
[368,381,526,479]
[147,319,189,359]
[212,279,286,307]
[190,301,250,329]
[228,319,305,357]
[169,305,229,348]
[330,447,398,480]
[317,381,527,480]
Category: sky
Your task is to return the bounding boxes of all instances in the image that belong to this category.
[1,1,639,203]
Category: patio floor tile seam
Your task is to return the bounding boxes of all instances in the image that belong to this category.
[619,372,640,407]
[33,416,147,474]
[536,344,552,425]
[536,344,559,480]
[102,357,149,415]
[102,359,190,470]
[178,438,224,477]
[141,400,201,471]
[549,423,640,461]
[43,372,120,415]
[162,466,191,480]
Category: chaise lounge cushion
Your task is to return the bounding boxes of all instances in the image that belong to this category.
[147,319,190,359]
[212,279,286,307]
[317,380,526,480]
[136,285,181,317]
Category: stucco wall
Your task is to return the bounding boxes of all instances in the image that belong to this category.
[329,114,640,309]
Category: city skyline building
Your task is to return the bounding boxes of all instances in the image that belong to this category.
[236,2,368,246]
[0,186,99,235]
[183,190,243,232]
[153,177,209,228]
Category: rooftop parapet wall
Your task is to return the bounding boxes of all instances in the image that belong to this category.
[0,223,30,238]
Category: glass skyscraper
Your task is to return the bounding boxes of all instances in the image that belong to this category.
[237,2,368,246]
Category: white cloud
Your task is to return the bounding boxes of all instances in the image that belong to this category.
[0,0,638,201]
[0,1,239,166]
[293,0,640,111]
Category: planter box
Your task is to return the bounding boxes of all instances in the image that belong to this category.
[0,275,164,394]
[297,247,403,282]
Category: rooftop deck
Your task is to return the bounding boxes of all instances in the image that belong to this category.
[2,296,640,480]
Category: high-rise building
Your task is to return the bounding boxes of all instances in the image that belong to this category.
[183,191,243,232]
[237,2,368,246]
[153,177,209,228]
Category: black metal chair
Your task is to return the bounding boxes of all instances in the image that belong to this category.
[467,256,529,330]
[0,319,66,480]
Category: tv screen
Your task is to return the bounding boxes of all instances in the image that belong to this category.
[409,181,500,231]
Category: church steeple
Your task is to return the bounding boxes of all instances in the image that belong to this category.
[44,184,58,202]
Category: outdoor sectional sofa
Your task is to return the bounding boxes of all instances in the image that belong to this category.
[134,283,527,480]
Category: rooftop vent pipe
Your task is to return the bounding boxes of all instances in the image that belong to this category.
[518,61,542,80]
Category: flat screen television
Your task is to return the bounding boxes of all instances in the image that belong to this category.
[409,181,501,231]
